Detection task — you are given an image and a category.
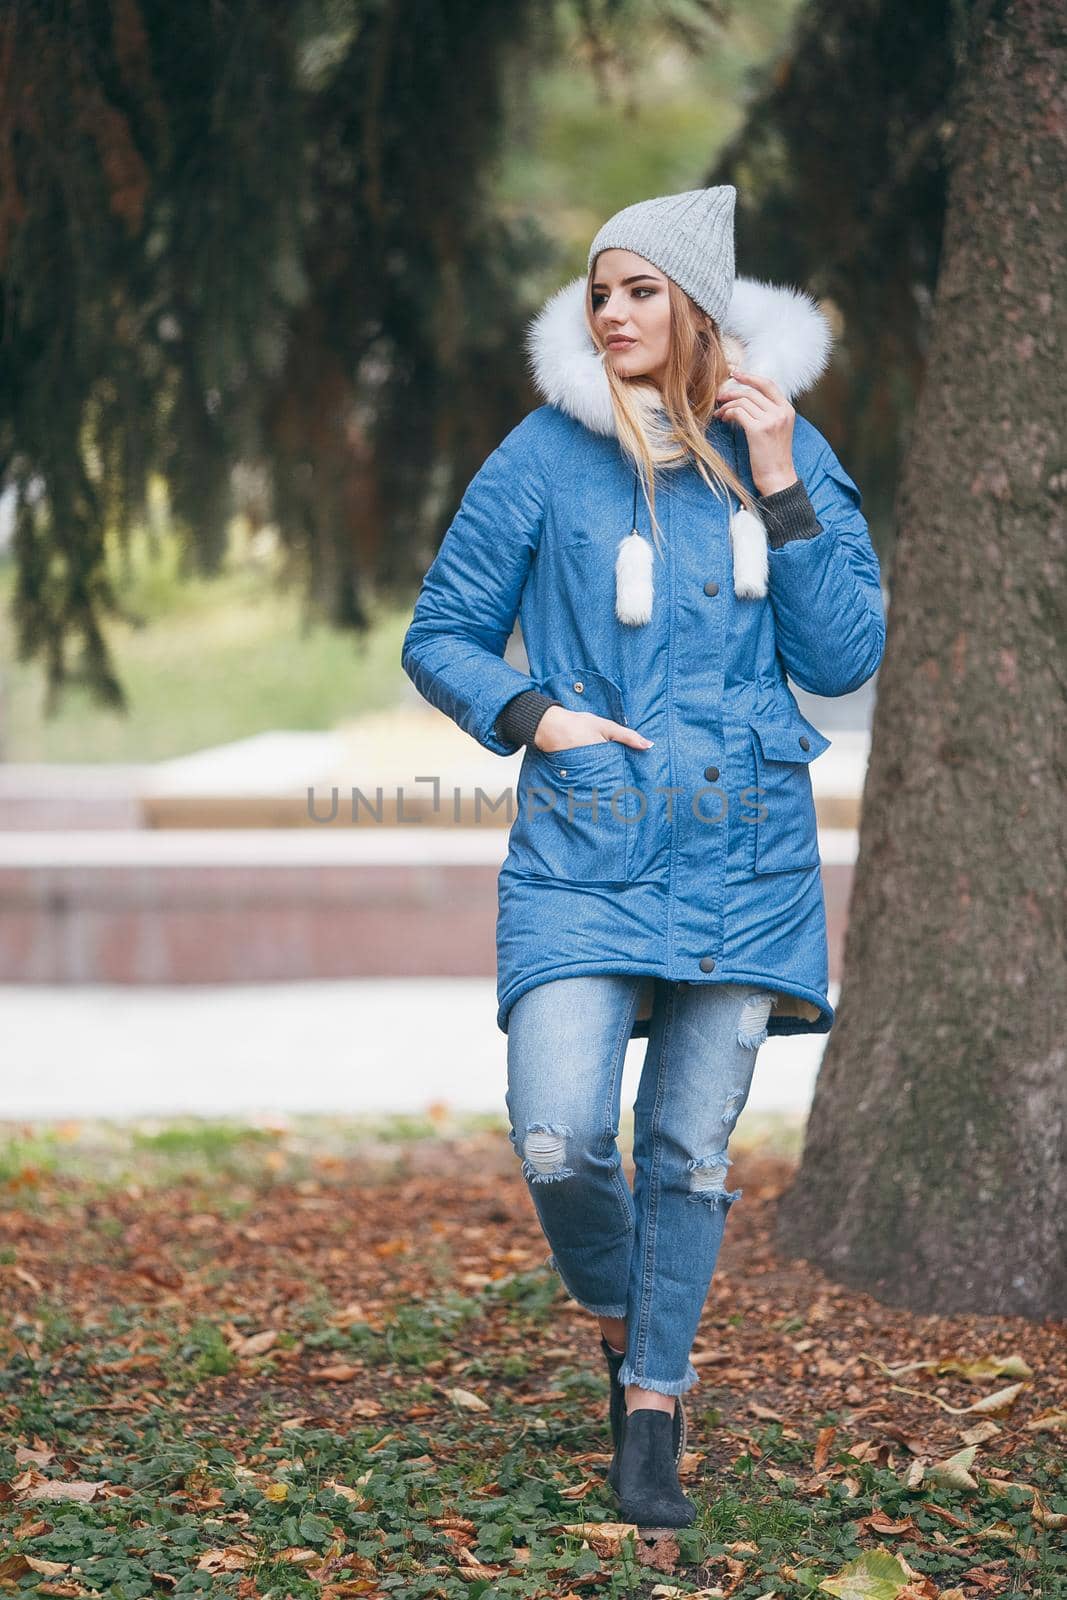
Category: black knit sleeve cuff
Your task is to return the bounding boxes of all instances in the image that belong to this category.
[758,477,823,548]
[495,690,564,748]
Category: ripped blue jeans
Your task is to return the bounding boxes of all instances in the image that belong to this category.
[505,975,776,1397]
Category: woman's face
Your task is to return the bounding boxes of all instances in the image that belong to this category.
[589,249,672,386]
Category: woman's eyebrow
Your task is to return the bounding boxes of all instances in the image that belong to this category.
[591,274,664,289]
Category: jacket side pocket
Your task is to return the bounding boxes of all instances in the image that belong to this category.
[748,714,832,874]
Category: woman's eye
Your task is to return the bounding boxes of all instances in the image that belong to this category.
[592,287,656,309]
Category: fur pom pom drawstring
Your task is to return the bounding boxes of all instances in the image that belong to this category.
[615,470,654,625]
[615,528,654,624]
[730,502,768,599]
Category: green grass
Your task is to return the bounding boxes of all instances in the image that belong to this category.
[2,1299,1062,1597]
[0,1108,804,1206]
[0,511,412,763]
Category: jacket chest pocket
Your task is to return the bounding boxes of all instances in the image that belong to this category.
[509,738,635,883]
[748,716,832,874]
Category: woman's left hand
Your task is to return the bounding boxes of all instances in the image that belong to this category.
[713,368,799,496]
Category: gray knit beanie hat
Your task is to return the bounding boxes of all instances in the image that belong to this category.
[587,184,736,326]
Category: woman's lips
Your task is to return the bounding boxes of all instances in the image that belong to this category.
[607,337,636,348]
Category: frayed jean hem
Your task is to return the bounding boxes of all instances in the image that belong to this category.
[617,1357,700,1397]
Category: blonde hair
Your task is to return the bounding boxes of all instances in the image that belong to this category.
[585,269,760,555]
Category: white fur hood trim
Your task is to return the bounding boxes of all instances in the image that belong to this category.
[525,273,832,435]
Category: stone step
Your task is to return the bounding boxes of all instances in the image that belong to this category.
[0,764,145,831]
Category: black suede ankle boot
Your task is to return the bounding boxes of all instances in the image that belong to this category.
[601,1337,688,1493]
[616,1407,697,1529]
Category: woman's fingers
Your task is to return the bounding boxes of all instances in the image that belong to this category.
[717,378,771,410]
[727,368,785,402]
[714,397,764,425]
[603,719,654,750]
[538,709,653,753]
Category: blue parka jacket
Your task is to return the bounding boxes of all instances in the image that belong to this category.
[401,274,886,1040]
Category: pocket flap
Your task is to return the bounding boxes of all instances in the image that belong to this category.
[536,668,626,726]
[750,716,832,764]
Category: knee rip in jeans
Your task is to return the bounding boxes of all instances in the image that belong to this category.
[521,1121,576,1184]
[737,990,776,1050]
[686,1149,743,1209]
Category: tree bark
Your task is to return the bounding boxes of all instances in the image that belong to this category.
[775,0,1067,1317]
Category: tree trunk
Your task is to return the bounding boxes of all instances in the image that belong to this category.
[775,0,1066,1318]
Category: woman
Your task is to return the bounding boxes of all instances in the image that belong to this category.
[401,185,886,1527]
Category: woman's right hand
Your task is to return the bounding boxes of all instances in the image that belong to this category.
[534,705,653,754]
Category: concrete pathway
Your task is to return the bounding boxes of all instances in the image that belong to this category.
[0,978,835,1122]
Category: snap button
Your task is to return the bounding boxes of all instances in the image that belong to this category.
[703,580,719,596]
[573,681,584,692]
[798,735,810,750]
[699,956,716,972]
[559,768,567,777]
[704,766,719,782]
